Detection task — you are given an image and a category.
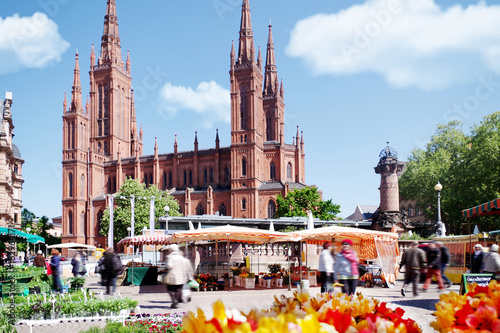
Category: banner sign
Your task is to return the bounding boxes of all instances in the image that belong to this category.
[460,273,495,294]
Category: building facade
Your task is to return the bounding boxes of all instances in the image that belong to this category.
[61,0,307,246]
[0,92,24,227]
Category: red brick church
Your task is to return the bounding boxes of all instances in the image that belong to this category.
[61,0,307,246]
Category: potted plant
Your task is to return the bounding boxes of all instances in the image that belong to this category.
[68,276,86,289]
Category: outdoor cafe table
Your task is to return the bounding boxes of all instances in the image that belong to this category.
[125,266,158,286]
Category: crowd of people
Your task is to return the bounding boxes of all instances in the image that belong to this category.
[399,240,500,298]
[318,239,360,296]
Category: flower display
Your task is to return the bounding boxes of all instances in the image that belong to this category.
[182,290,422,332]
[431,280,500,332]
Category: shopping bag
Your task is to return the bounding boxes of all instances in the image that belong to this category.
[182,284,192,303]
[187,279,199,290]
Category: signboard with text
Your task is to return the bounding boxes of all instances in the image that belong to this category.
[460,274,495,294]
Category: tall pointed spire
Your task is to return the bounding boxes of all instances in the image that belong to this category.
[126,50,131,75]
[174,134,178,154]
[237,0,255,64]
[63,92,67,113]
[194,131,199,152]
[90,43,95,69]
[215,129,220,150]
[263,24,278,96]
[100,0,123,66]
[71,52,83,112]
[230,40,235,68]
[154,137,158,159]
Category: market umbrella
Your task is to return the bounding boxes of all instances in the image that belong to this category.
[172,225,289,291]
[117,234,172,247]
[0,227,45,244]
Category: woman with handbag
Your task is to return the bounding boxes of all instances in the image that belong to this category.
[334,239,359,296]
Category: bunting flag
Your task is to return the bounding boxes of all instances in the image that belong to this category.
[149,197,155,234]
[108,196,114,248]
[130,196,135,238]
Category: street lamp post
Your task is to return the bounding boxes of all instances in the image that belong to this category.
[435,181,445,237]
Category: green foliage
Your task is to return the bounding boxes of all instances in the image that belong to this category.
[100,178,181,244]
[275,186,340,220]
[280,225,303,233]
[399,113,500,234]
[398,232,430,240]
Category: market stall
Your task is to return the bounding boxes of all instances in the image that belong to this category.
[171,225,289,291]
[290,226,400,286]
[117,234,173,285]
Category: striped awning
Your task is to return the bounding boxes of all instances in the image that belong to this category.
[171,225,289,244]
[462,198,500,218]
[117,234,172,247]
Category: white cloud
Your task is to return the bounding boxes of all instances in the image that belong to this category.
[158,81,230,128]
[0,12,70,74]
[286,0,500,90]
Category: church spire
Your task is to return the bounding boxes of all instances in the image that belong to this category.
[126,50,131,75]
[237,0,255,64]
[263,23,278,96]
[63,92,67,113]
[70,52,83,112]
[100,0,123,66]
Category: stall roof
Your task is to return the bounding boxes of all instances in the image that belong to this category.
[462,198,500,218]
[0,227,45,244]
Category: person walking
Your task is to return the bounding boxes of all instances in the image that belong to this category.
[435,241,452,288]
[471,244,484,273]
[50,249,62,293]
[482,244,500,275]
[318,242,334,293]
[421,241,445,292]
[334,239,359,296]
[34,250,45,268]
[164,244,189,308]
[399,241,426,297]
[102,247,122,295]
[71,252,85,277]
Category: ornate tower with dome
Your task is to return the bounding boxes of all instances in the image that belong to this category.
[61,0,307,246]
[372,143,405,231]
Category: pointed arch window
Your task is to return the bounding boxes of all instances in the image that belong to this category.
[183,170,187,186]
[218,202,227,216]
[408,205,413,217]
[242,158,247,176]
[240,85,248,130]
[144,173,149,187]
[241,198,247,210]
[104,141,108,156]
[196,203,204,216]
[189,170,193,185]
[113,176,116,193]
[287,162,292,180]
[68,211,73,234]
[204,168,208,184]
[107,176,112,193]
[266,111,273,141]
[68,173,73,198]
[270,162,276,180]
[163,171,167,189]
[149,174,153,186]
[168,172,172,188]
[267,200,276,219]
[224,166,230,183]
[210,168,213,183]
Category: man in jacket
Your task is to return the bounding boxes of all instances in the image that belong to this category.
[318,242,334,293]
[421,242,445,292]
[436,241,452,288]
[102,247,122,295]
[164,244,189,308]
[399,241,426,297]
[34,250,45,268]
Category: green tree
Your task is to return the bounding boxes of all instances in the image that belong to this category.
[21,208,36,229]
[100,178,181,245]
[275,186,340,220]
[399,114,500,235]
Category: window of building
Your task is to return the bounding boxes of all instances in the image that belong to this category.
[68,173,73,197]
[408,205,413,217]
[242,198,246,210]
[144,173,149,187]
[149,174,153,186]
[270,162,276,180]
[189,170,193,185]
[163,171,167,189]
[183,171,187,186]
[210,168,214,183]
[240,85,247,130]
[218,202,227,216]
[107,176,112,193]
[287,162,292,180]
[169,172,172,188]
[268,200,276,219]
[224,166,230,183]
[242,158,247,176]
[266,111,273,141]
[13,164,18,174]
[196,203,204,216]
[204,168,208,184]
[104,141,108,156]
[68,211,73,234]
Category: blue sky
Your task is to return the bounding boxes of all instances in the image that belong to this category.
[1,0,500,220]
